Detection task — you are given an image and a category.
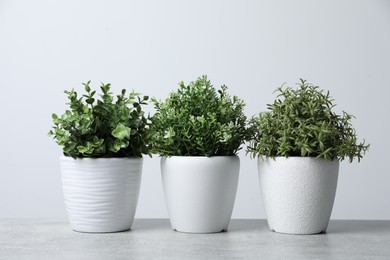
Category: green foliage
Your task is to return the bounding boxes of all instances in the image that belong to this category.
[49,81,151,158]
[151,75,249,157]
[247,79,369,162]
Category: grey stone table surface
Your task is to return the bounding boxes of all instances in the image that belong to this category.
[1,219,390,260]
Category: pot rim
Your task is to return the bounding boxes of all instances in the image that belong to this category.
[161,155,239,159]
[60,156,143,161]
[257,156,338,161]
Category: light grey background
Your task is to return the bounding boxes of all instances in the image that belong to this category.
[0,0,389,220]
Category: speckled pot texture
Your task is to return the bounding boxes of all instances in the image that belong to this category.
[161,156,240,234]
[258,157,339,235]
[60,157,143,233]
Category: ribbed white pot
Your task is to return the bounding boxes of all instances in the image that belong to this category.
[161,156,240,233]
[258,157,339,235]
[60,156,143,233]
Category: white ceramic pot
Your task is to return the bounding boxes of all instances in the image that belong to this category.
[60,156,143,233]
[161,156,240,233]
[258,157,339,235]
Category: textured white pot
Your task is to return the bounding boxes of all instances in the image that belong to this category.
[161,156,240,233]
[60,156,143,233]
[258,157,339,235]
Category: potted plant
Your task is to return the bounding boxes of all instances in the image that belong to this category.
[49,81,151,233]
[247,79,369,235]
[151,75,249,233]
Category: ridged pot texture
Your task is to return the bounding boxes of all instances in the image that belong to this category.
[161,156,240,233]
[258,157,339,235]
[60,156,143,233]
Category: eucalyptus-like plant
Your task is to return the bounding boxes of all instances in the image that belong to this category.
[49,81,151,158]
[151,75,249,157]
[247,79,369,162]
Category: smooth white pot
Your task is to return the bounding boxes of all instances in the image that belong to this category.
[161,156,240,233]
[60,156,143,233]
[258,157,339,235]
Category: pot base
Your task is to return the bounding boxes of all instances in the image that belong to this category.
[72,227,131,234]
[172,227,227,234]
[270,228,328,235]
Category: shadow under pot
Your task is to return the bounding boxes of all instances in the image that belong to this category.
[258,157,339,235]
[60,156,143,233]
[161,156,240,234]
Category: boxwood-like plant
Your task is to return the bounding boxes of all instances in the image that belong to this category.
[247,79,369,162]
[151,75,249,157]
[49,81,151,158]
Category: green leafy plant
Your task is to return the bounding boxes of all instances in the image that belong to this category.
[151,75,249,157]
[49,81,151,158]
[247,79,369,162]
